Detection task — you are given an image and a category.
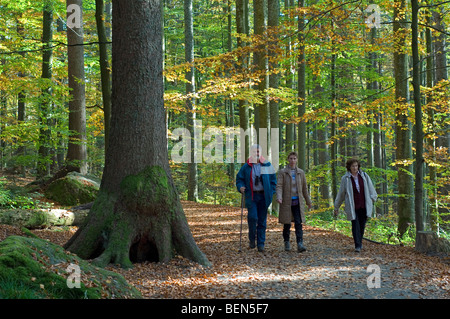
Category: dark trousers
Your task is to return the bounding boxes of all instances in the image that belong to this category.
[247,192,268,247]
[283,204,303,243]
[351,208,367,249]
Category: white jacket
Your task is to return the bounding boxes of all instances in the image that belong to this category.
[334,170,378,220]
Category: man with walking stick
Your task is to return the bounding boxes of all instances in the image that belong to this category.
[236,144,277,252]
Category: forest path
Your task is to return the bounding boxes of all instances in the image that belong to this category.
[2,200,448,299]
[115,201,449,299]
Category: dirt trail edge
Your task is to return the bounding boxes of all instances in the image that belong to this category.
[114,201,450,299]
[2,200,448,299]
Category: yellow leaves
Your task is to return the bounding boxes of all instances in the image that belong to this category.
[390,159,415,167]
[87,108,105,137]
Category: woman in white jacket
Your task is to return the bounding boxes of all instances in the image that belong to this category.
[334,158,377,252]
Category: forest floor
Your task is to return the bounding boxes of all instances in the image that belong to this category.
[1,200,449,300]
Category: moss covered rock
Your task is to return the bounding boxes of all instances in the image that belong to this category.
[45,172,100,206]
[0,235,141,299]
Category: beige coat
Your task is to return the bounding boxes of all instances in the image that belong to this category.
[276,166,312,224]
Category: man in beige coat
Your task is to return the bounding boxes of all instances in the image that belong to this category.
[276,152,312,252]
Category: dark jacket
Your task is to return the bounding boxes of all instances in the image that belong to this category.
[236,156,277,209]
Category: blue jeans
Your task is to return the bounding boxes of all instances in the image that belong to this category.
[247,192,268,248]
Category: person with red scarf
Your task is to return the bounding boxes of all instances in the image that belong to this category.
[236,144,277,252]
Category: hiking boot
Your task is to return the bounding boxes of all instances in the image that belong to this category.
[354,247,361,253]
[249,241,256,249]
[257,245,265,252]
[284,241,291,251]
[297,242,306,253]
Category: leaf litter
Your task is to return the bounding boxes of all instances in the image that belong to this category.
[1,201,449,299]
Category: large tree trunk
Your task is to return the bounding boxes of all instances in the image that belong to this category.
[64,0,210,269]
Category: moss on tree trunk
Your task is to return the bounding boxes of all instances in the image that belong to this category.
[64,166,210,268]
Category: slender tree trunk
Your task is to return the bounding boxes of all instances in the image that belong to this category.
[366,27,377,168]
[16,17,27,176]
[393,0,414,236]
[284,0,295,154]
[236,0,250,160]
[38,1,53,179]
[425,8,438,232]
[66,0,87,175]
[412,0,425,234]
[330,23,337,202]
[432,6,449,228]
[225,0,235,182]
[297,0,306,170]
[254,0,269,152]
[95,0,112,155]
[185,0,198,202]
[268,0,280,148]
[65,0,210,268]
[268,0,280,211]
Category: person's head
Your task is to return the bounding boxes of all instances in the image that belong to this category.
[287,152,298,168]
[346,158,360,174]
[250,144,262,163]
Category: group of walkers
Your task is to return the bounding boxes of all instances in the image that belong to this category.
[236,144,378,253]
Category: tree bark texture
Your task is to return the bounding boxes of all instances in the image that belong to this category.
[254,0,269,148]
[38,2,53,178]
[393,0,414,236]
[411,0,425,234]
[64,0,210,268]
[297,0,306,170]
[66,0,88,175]
[95,0,112,155]
[236,0,250,160]
[185,0,198,202]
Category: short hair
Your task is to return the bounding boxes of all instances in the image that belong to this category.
[346,158,360,171]
[287,151,298,159]
[250,144,262,151]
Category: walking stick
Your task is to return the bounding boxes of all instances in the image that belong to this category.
[238,192,244,253]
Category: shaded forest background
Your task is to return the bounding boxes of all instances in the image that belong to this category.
[0,0,449,246]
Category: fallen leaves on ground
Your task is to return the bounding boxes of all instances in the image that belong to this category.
[1,200,449,299]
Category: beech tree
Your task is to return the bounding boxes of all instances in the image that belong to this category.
[64,0,210,268]
[297,0,306,170]
[393,0,414,236]
[66,0,87,175]
[37,0,53,178]
[185,0,198,202]
[95,0,112,155]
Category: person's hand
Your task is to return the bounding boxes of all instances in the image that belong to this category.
[240,186,246,194]
[333,208,339,218]
[277,198,282,204]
